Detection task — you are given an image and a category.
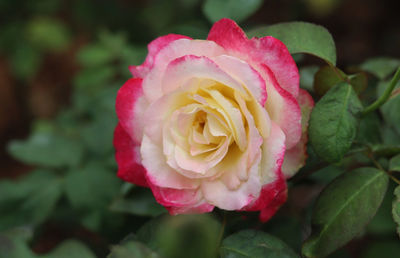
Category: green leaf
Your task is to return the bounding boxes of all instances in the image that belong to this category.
[26,18,71,52]
[10,43,41,80]
[367,182,397,235]
[356,112,382,145]
[313,65,345,96]
[309,82,363,163]
[137,214,220,258]
[7,129,83,168]
[302,167,389,258]
[77,44,113,67]
[360,57,400,80]
[248,22,336,65]
[389,154,400,172]
[348,72,368,94]
[65,162,120,210]
[299,66,319,91]
[109,189,165,217]
[0,170,62,230]
[380,90,400,135]
[0,234,37,258]
[108,240,160,258]
[203,0,263,23]
[393,185,400,237]
[42,240,96,258]
[220,229,299,258]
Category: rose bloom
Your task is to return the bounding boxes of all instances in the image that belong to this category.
[114,18,313,222]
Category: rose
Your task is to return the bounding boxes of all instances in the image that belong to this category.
[114,18,313,222]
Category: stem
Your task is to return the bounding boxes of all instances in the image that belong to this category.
[362,67,400,115]
[367,152,400,185]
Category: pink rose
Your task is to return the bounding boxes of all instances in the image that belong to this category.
[114,19,313,222]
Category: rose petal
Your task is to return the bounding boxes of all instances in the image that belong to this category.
[282,89,314,178]
[141,135,200,189]
[116,78,149,144]
[142,39,225,102]
[207,18,299,98]
[113,123,148,187]
[129,34,191,78]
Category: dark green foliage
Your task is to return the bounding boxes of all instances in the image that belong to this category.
[302,168,389,257]
[309,82,363,163]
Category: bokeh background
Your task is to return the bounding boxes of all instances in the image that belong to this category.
[1,0,399,257]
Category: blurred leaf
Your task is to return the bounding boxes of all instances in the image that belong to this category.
[73,66,115,92]
[248,22,336,65]
[393,186,400,237]
[10,43,41,80]
[137,214,220,258]
[108,240,160,258]
[220,229,299,258]
[42,239,96,258]
[360,57,400,80]
[8,129,83,168]
[0,170,62,230]
[0,234,37,258]
[166,21,209,40]
[65,162,120,210]
[362,241,400,258]
[203,0,263,23]
[313,65,345,96]
[302,167,388,258]
[77,44,113,67]
[309,82,363,163]
[389,154,400,172]
[348,72,368,94]
[299,66,319,91]
[356,112,382,145]
[26,0,62,15]
[381,125,400,146]
[26,18,71,52]
[110,189,166,217]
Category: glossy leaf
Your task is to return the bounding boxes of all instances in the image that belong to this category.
[309,82,363,163]
[248,22,336,65]
[220,229,299,258]
[393,186,400,237]
[203,0,263,23]
[108,240,160,258]
[302,168,388,258]
[360,57,400,80]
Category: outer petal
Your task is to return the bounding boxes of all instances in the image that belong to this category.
[148,182,214,215]
[113,123,148,187]
[116,78,149,144]
[242,122,287,222]
[260,64,302,149]
[207,18,299,98]
[282,89,314,178]
[129,34,191,78]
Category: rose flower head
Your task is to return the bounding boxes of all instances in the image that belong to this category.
[114,18,314,222]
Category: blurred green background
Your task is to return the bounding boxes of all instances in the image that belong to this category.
[0,0,399,257]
